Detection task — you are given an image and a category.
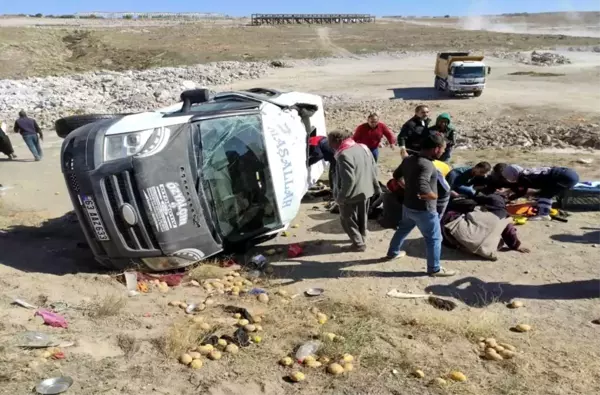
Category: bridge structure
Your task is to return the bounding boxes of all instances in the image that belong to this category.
[250,14,376,25]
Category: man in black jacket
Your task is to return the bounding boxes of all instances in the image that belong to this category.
[398,104,431,155]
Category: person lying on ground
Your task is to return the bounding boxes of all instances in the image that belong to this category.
[329,130,381,252]
[501,164,580,220]
[386,132,457,277]
[447,161,492,199]
[398,104,430,155]
[441,193,530,261]
[352,112,396,162]
[427,112,456,163]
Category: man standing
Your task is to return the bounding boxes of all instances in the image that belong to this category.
[386,132,457,277]
[352,112,396,162]
[398,105,430,155]
[428,112,456,162]
[14,110,43,161]
[329,130,380,252]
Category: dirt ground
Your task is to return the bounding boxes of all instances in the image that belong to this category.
[1,12,600,395]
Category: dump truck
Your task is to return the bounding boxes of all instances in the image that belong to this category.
[434,52,491,97]
[55,88,326,271]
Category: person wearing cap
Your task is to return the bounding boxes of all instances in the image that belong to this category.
[13,110,43,161]
[501,164,579,220]
[352,112,396,162]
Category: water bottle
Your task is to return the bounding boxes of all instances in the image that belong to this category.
[295,340,321,363]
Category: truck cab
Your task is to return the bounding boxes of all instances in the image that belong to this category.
[59,88,326,271]
[434,52,491,97]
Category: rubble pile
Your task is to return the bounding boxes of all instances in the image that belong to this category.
[529,51,571,66]
[490,51,572,66]
[0,61,273,130]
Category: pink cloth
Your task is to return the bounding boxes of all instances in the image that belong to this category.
[35,309,68,328]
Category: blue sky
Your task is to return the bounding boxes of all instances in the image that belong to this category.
[0,0,597,17]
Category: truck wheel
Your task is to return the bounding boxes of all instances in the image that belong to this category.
[474,91,483,97]
[55,114,124,138]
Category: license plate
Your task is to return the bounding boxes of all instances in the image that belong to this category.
[81,195,110,241]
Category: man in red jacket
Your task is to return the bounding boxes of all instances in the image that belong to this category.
[353,112,396,162]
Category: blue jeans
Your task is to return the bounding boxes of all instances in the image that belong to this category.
[22,134,42,160]
[370,147,379,162]
[387,206,442,273]
[455,185,476,198]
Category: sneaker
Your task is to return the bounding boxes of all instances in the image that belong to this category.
[385,251,407,260]
[428,267,458,277]
[529,215,551,221]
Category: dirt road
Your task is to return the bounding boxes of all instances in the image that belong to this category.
[1,50,599,394]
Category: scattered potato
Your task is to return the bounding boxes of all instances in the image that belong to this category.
[514,324,532,332]
[231,291,239,297]
[508,300,524,309]
[310,307,320,315]
[477,342,486,349]
[179,303,188,310]
[255,325,263,331]
[485,338,498,347]
[190,359,203,369]
[276,289,289,297]
[200,323,211,331]
[316,313,328,325]
[189,352,201,359]
[499,343,516,351]
[478,337,485,342]
[342,362,354,372]
[169,300,181,307]
[225,344,239,354]
[289,371,305,382]
[431,378,447,387]
[252,335,262,343]
[306,360,323,368]
[449,371,467,382]
[280,356,294,367]
[323,332,336,342]
[39,351,52,359]
[253,316,262,323]
[484,348,504,361]
[500,350,516,359]
[238,319,249,327]
[258,293,269,303]
[327,363,345,375]
[217,339,228,348]
[243,279,253,286]
[180,354,193,365]
[342,354,354,363]
[213,282,225,290]
[232,286,241,293]
[234,281,243,287]
[192,317,204,324]
[318,356,330,364]
[198,345,214,355]
[232,272,241,277]
[244,324,257,332]
[412,369,425,378]
[494,345,505,352]
[303,356,316,364]
[233,313,242,319]
[208,350,222,360]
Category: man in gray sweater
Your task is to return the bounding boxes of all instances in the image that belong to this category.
[329,130,381,252]
[386,132,457,277]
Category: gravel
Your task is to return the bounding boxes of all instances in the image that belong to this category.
[491,50,572,66]
[0,60,272,130]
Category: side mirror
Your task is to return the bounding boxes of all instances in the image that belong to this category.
[487,67,492,75]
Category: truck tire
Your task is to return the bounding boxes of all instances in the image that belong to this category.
[474,91,483,97]
[55,114,123,138]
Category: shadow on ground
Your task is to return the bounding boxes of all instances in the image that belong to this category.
[0,211,102,275]
[388,87,468,101]
[425,276,600,307]
[550,227,600,244]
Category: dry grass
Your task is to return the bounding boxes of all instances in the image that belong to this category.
[1,21,599,78]
[116,334,141,358]
[187,262,234,282]
[159,318,222,358]
[88,293,127,318]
